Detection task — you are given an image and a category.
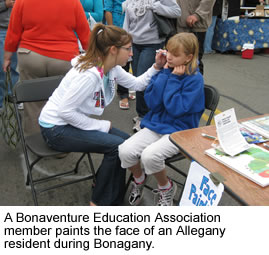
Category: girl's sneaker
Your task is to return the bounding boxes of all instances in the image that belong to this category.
[129,178,146,206]
[132,117,141,133]
[153,180,177,206]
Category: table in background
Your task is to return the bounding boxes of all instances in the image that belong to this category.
[169,114,269,206]
[212,18,269,52]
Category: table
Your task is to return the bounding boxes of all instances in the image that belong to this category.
[169,114,269,206]
[212,18,269,52]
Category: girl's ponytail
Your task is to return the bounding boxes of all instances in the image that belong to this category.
[76,24,132,72]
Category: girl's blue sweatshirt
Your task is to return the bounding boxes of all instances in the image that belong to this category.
[141,68,205,134]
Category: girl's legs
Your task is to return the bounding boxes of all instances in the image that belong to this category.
[119,128,179,205]
[41,125,129,205]
[141,135,179,205]
[119,128,162,175]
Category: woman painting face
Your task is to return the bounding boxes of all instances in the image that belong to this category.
[116,43,133,67]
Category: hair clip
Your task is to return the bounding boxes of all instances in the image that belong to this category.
[97,29,104,35]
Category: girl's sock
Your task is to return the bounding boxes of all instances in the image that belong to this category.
[134,171,145,184]
[158,179,172,190]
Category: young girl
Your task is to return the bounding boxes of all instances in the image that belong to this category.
[119,32,205,206]
[38,24,166,206]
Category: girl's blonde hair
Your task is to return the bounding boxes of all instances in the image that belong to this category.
[76,24,132,72]
[166,32,199,75]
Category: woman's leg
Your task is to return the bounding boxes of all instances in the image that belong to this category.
[41,125,129,205]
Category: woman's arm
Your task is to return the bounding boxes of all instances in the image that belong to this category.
[83,0,103,22]
[153,0,181,18]
[104,0,113,25]
[115,50,166,91]
[2,51,13,72]
[4,0,23,52]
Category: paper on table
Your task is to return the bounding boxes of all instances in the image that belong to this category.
[214,108,251,157]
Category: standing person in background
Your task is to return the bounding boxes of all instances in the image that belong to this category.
[80,0,104,23]
[123,0,181,132]
[204,0,223,54]
[176,0,216,75]
[0,0,19,111]
[2,0,90,135]
[104,0,133,110]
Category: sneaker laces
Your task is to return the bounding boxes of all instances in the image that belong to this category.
[152,183,175,206]
[152,189,168,206]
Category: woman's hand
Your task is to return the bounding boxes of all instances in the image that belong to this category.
[186,15,198,28]
[3,51,13,72]
[5,0,15,8]
[154,49,167,70]
[172,65,186,76]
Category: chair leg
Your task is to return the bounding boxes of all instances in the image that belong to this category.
[26,156,42,185]
[73,153,87,174]
[87,153,96,183]
[125,173,133,194]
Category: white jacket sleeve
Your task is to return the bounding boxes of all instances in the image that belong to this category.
[58,73,111,133]
[114,65,159,92]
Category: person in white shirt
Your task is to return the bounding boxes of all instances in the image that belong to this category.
[39,24,166,206]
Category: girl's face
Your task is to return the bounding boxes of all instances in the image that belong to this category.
[116,42,133,66]
[166,46,193,68]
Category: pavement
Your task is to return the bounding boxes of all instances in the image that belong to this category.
[0,50,268,206]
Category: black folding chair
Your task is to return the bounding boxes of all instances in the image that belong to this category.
[125,84,220,203]
[12,76,96,205]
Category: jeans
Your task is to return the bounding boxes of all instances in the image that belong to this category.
[193,31,206,75]
[204,16,217,53]
[0,30,19,108]
[132,43,164,118]
[40,125,130,205]
[117,62,130,99]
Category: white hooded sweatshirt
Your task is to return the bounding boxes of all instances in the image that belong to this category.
[39,56,159,133]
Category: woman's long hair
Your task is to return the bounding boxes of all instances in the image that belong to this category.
[166,32,199,75]
[76,24,132,72]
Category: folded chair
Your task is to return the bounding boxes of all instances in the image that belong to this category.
[12,76,96,205]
